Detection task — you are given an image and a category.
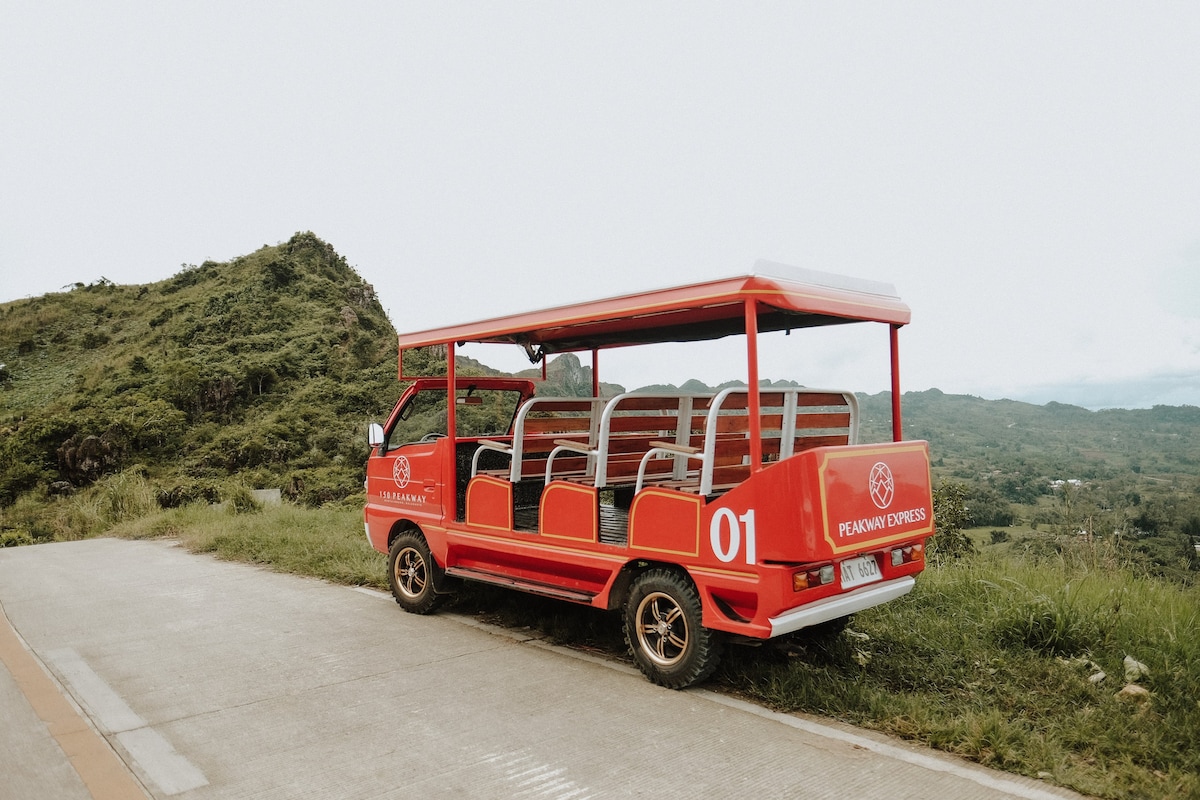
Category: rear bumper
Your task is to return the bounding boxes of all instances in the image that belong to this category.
[767,576,916,637]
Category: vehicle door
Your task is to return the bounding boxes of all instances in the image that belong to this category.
[368,385,450,526]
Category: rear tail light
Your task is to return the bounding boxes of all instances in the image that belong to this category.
[792,564,836,591]
[891,543,925,566]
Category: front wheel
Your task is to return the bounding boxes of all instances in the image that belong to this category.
[623,569,722,689]
[387,531,444,614]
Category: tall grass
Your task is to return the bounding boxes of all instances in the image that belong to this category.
[1,468,159,544]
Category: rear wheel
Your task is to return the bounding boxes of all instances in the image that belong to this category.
[623,569,722,689]
[387,531,444,614]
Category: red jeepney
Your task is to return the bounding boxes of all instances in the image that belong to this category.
[364,262,933,688]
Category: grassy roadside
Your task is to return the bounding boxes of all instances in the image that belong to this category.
[104,503,1197,800]
[109,501,387,589]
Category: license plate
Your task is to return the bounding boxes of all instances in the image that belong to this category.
[840,555,881,590]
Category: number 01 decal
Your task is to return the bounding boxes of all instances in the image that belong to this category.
[710,508,757,565]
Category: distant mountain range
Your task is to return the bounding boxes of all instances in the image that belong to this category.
[1002,373,1198,412]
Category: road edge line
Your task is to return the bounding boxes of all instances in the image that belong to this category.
[0,603,149,800]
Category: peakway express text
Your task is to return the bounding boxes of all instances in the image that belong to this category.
[837,506,927,538]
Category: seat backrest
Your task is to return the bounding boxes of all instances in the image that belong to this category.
[696,388,858,494]
[509,397,605,481]
[591,393,713,486]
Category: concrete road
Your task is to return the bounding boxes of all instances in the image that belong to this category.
[0,539,1087,800]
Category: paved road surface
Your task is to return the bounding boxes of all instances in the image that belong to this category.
[0,539,1088,799]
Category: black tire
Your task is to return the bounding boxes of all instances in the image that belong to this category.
[387,531,444,614]
[623,569,722,689]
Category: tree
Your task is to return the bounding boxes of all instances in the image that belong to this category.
[929,481,975,562]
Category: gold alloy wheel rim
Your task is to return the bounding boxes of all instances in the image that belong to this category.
[635,591,688,667]
[394,547,427,599]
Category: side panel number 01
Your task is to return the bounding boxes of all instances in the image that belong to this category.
[710,508,757,565]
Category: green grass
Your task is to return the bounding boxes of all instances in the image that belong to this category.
[84,505,1200,799]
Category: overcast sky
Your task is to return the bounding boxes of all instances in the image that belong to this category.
[3,2,1198,409]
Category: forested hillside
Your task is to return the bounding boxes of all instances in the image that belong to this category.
[2,233,1198,577]
[0,233,401,541]
[872,390,1200,578]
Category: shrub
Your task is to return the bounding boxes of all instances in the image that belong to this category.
[928,482,975,562]
[0,494,56,544]
[283,466,360,507]
[96,468,157,524]
[223,482,263,515]
[156,481,221,509]
[0,460,44,507]
[81,330,110,349]
[0,526,34,547]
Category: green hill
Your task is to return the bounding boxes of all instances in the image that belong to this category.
[0,233,400,539]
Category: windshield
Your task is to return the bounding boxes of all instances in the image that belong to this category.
[388,386,524,449]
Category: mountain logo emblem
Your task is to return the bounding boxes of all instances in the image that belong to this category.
[392,456,412,489]
[868,462,894,510]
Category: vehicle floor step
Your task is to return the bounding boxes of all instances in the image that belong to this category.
[444,566,597,604]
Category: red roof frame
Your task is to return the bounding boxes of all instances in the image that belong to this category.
[395,261,910,355]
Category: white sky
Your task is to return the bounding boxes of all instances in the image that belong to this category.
[3,2,1198,409]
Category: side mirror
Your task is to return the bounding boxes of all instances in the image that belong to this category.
[367,423,385,448]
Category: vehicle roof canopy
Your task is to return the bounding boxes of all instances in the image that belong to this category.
[396,260,910,357]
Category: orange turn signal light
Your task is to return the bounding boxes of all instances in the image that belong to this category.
[890,544,926,566]
[793,565,835,592]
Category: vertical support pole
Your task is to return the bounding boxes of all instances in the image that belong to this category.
[745,300,763,472]
[446,342,457,438]
[591,348,600,397]
[890,324,903,442]
[446,341,457,515]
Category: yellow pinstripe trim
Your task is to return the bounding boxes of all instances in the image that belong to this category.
[689,565,758,581]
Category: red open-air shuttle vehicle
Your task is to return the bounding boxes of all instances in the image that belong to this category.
[364,261,934,688]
